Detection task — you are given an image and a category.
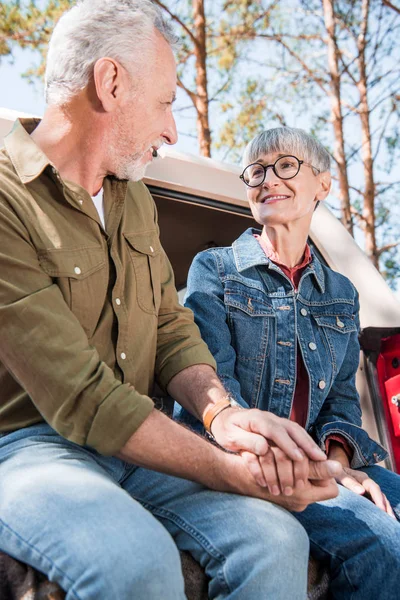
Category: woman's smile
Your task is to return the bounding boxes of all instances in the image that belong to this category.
[259,193,291,204]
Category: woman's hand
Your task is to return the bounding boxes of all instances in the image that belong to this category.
[327,440,395,517]
[335,467,396,518]
[240,446,310,495]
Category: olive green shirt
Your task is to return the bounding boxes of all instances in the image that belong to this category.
[0,118,215,455]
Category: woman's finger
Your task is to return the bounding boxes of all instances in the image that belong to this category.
[382,494,396,519]
[240,451,268,488]
[270,446,295,495]
[338,472,365,495]
[363,479,390,513]
[259,448,281,495]
[293,454,309,490]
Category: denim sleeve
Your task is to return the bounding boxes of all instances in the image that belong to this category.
[184,250,249,409]
[313,291,387,468]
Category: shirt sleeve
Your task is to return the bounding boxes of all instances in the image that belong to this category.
[0,196,154,456]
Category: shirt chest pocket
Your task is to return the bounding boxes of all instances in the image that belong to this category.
[124,232,162,315]
[224,288,276,360]
[38,246,107,339]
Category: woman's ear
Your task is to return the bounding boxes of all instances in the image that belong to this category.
[316,171,331,201]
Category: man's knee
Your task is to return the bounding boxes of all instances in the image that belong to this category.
[230,498,309,560]
[73,526,185,600]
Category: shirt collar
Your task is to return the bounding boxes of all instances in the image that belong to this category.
[255,231,312,273]
[233,228,325,293]
[4,118,51,184]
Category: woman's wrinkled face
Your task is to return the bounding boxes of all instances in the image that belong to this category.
[245,151,330,227]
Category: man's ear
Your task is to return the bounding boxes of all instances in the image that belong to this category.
[316,171,331,202]
[93,57,127,112]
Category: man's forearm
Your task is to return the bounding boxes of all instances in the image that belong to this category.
[166,363,228,422]
[116,407,341,511]
[116,407,234,491]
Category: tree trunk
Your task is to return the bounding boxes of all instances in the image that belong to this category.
[357,0,378,268]
[322,0,353,236]
[193,0,212,157]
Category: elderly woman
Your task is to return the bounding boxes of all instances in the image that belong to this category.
[177,127,400,599]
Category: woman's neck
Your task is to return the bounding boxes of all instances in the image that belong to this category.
[261,225,309,268]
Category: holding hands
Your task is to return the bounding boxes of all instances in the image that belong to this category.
[211,405,395,516]
[210,405,341,510]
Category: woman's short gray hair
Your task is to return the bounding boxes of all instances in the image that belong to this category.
[45,0,179,105]
[243,127,331,173]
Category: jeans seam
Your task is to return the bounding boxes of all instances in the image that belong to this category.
[310,538,357,595]
[0,518,82,600]
[139,500,231,596]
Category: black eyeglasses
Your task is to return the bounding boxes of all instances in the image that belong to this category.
[240,155,320,188]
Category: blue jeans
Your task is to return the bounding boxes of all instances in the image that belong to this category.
[0,424,309,600]
[293,465,400,600]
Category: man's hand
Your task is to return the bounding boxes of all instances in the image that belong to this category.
[211,407,327,464]
[229,454,341,512]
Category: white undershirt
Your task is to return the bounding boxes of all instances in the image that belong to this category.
[92,188,105,229]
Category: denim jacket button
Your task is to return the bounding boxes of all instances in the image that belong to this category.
[318,380,326,390]
[300,308,308,316]
[309,342,317,351]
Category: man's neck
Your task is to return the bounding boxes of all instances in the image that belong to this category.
[30,103,108,196]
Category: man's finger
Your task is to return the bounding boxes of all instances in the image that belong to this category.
[248,413,326,462]
[214,422,269,456]
[309,479,339,503]
[283,423,327,462]
[309,459,342,481]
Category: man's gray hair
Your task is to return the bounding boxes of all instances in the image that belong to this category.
[45,0,179,105]
[243,127,331,173]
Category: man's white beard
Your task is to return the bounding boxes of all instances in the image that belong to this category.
[114,155,149,182]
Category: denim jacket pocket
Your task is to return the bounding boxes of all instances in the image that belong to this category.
[313,314,357,334]
[225,288,275,360]
[124,232,162,315]
[38,246,106,338]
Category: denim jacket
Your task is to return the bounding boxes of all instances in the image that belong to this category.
[181,228,387,468]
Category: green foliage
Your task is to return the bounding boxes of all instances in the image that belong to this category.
[0,0,74,79]
[3,0,400,284]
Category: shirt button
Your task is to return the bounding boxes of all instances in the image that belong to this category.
[149,246,154,253]
[300,308,308,316]
[309,342,317,351]
[337,319,345,328]
[115,298,121,306]
[74,266,81,275]
[120,352,126,360]
[318,380,326,390]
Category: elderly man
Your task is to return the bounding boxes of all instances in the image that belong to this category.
[0,1,340,599]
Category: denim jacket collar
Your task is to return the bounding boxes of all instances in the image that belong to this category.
[232,228,325,293]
